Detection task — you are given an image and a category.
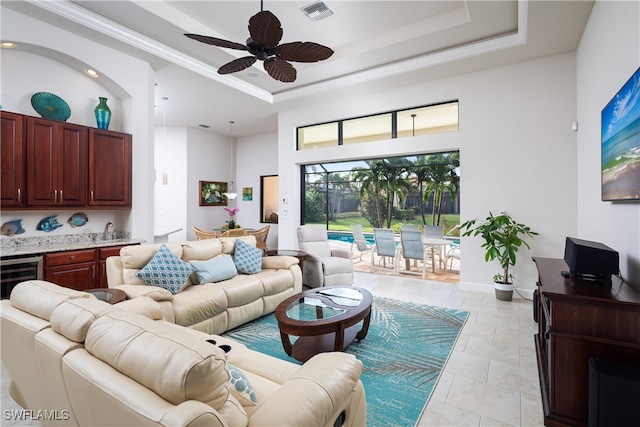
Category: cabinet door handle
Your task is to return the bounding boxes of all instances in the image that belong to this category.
[59,190,63,202]
[92,265,96,279]
[54,190,58,203]
[17,188,21,202]
[91,190,94,201]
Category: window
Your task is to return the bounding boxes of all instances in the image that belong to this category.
[296,101,458,150]
[302,152,460,234]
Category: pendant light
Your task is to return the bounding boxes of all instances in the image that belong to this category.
[223,121,238,200]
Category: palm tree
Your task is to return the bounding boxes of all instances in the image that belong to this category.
[423,153,460,225]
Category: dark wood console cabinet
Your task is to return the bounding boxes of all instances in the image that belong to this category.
[533,257,640,426]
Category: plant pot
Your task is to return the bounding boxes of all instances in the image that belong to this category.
[494,281,513,301]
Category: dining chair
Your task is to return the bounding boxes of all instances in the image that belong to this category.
[248,225,270,251]
[221,228,249,237]
[193,226,219,240]
[396,229,429,279]
[350,224,372,262]
[370,228,398,273]
[400,224,420,232]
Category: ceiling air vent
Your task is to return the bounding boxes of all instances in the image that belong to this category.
[301,1,333,22]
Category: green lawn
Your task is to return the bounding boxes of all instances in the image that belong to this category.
[306,214,461,235]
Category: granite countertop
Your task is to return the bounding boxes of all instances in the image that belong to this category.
[1,234,145,257]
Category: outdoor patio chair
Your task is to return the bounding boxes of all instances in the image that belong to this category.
[396,229,430,279]
[350,224,373,261]
[371,228,399,273]
[423,225,444,238]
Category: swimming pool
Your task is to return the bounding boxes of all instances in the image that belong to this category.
[327,231,375,245]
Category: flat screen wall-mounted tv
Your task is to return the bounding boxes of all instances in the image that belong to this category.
[601,66,640,201]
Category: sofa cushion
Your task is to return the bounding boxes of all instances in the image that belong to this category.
[136,244,194,294]
[226,362,258,406]
[10,280,93,321]
[220,235,257,255]
[120,242,183,286]
[85,311,230,411]
[181,239,223,262]
[191,255,237,284]
[234,239,262,275]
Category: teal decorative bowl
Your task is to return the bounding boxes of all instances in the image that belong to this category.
[30,92,71,122]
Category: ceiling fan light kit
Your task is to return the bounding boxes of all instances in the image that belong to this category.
[185,1,333,83]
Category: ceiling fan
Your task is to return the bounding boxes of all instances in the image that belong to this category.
[185,1,334,83]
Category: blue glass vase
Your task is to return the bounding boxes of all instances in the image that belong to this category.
[94,97,111,130]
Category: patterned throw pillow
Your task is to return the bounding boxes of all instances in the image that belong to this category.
[135,244,194,294]
[226,363,258,406]
[234,239,262,274]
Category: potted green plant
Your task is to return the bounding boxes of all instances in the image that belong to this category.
[460,212,538,301]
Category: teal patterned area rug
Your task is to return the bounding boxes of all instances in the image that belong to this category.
[223,297,469,427]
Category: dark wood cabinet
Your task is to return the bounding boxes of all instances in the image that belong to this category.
[88,129,132,208]
[533,257,640,426]
[44,244,138,290]
[0,111,25,207]
[0,111,131,210]
[25,117,87,207]
[44,249,97,291]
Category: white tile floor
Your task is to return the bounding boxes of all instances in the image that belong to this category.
[1,271,544,427]
[352,271,544,427]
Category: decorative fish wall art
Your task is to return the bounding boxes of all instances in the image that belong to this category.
[37,215,63,232]
[1,219,25,236]
[67,212,88,227]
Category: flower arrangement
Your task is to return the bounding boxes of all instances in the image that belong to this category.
[224,207,239,229]
[224,206,239,219]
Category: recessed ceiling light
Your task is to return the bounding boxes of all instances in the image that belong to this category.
[1,42,16,48]
[85,68,99,78]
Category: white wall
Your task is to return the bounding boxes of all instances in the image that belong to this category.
[235,132,279,248]
[184,127,232,239]
[576,0,640,289]
[2,7,156,243]
[154,127,188,242]
[278,53,579,290]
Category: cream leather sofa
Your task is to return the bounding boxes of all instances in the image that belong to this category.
[105,236,302,334]
[1,280,367,427]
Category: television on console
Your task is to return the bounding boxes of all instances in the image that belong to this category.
[601,66,640,201]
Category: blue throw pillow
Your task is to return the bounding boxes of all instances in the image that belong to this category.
[191,255,238,284]
[135,244,194,294]
[234,239,262,274]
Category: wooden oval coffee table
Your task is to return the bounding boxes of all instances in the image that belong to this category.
[275,286,373,362]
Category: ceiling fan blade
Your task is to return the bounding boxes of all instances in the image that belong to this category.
[276,42,334,63]
[248,10,283,49]
[185,34,248,51]
[218,56,257,75]
[264,58,297,82]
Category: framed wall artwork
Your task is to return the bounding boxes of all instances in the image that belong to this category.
[199,181,228,206]
[242,187,253,201]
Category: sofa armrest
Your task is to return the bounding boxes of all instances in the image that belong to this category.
[105,256,124,288]
[112,284,174,301]
[330,248,353,260]
[248,353,363,427]
[261,255,299,270]
[159,400,227,427]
